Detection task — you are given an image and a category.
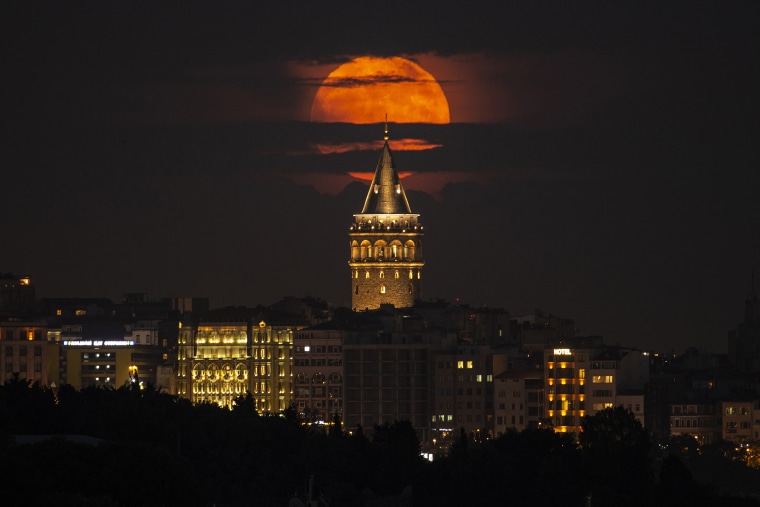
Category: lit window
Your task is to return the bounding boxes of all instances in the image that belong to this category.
[467,361,473,369]
[457,361,464,369]
[365,271,370,279]
[380,285,386,294]
[379,271,384,279]
[394,271,399,279]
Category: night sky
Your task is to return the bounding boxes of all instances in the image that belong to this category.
[3,1,759,354]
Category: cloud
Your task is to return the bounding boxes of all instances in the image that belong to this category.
[319,74,435,88]
[286,138,443,156]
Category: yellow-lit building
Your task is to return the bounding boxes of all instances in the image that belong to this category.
[55,320,168,390]
[177,319,294,411]
[545,346,590,433]
[349,127,424,311]
[545,340,650,434]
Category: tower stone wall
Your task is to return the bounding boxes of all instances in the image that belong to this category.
[349,132,424,310]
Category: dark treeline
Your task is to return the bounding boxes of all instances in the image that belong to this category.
[2,377,760,507]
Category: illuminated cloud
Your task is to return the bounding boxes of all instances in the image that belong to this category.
[286,138,443,156]
[317,74,430,88]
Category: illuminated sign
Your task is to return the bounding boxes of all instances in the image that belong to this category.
[553,348,572,356]
[63,340,135,347]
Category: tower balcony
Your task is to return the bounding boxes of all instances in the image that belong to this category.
[351,256,419,263]
[350,223,423,233]
[350,213,422,233]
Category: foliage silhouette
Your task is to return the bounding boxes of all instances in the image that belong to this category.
[2,380,760,506]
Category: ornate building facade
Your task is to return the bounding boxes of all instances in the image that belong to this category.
[349,128,424,311]
[176,318,294,411]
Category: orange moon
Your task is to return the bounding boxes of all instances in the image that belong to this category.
[310,56,450,124]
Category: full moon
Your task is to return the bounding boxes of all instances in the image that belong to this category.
[310,56,450,124]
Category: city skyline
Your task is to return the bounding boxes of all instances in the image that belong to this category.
[3,2,758,354]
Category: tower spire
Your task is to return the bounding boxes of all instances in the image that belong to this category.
[358,121,411,214]
[384,113,389,141]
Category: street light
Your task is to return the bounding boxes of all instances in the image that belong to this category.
[128,365,138,384]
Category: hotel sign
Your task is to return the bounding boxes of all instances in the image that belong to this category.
[63,340,135,347]
[553,348,572,356]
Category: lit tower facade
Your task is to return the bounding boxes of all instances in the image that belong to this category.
[349,127,424,310]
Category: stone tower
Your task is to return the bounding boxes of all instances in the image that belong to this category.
[349,127,424,310]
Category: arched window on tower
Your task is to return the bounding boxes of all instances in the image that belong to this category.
[365,271,370,279]
[405,240,416,260]
[355,285,359,295]
[394,270,399,279]
[408,283,413,295]
[391,240,402,259]
[409,270,413,280]
[360,240,371,260]
[380,285,386,294]
[374,239,387,259]
[379,271,384,279]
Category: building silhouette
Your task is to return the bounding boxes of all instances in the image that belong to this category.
[0,273,35,317]
[728,284,760,371]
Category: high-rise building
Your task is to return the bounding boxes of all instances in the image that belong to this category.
[544,338,650,433]
[348,127,424,311]
[293,326,345,424]
[432,345,496,441]
[343,332,436,444]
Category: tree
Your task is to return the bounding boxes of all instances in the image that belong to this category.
[580,406,654,506]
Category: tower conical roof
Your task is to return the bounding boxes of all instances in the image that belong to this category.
[360,139,412,214]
